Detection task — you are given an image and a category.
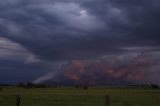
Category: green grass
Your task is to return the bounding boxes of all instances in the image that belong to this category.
[0,87,160,106]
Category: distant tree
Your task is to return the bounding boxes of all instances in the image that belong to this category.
[24,82,35,88]
[52,85,58,88]
[0,83,11,86]
[139,84,150,88]
[27,82,34,86]
[75,85,80,89]
[18,82,25,87]
[83,86,88,90]
[34,84,48,88]
[151,84,159,89]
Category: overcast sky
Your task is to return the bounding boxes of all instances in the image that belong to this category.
[0,0,160,85]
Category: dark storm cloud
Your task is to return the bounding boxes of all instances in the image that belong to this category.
[0,59,51,83]
[80,0,160,46]
[0,0,160,61]
[0,0,160,84]
[108,0,160,41]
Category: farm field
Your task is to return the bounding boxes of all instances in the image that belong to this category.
[0,87,160,106]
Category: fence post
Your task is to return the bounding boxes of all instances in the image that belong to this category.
[105,95,110,106]
[16,95,21,106]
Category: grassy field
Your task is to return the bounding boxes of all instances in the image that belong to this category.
[0,87,160,106]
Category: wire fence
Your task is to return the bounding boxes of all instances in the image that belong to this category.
[0,95,110,106]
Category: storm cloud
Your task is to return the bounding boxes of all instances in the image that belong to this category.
[33,53,160,85]
[0,0,160,84]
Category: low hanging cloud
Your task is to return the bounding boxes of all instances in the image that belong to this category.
[0,37,30,60]
[34,53,160,85]
[0,37,42,63]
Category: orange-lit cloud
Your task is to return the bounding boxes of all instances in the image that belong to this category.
[61,54,152,85]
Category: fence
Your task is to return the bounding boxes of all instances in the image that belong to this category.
[15,95,110,106]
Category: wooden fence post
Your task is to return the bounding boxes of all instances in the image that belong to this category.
[105,95,110,106]
[16,95,21,106]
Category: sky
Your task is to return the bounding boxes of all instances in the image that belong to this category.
[0,0,160,85]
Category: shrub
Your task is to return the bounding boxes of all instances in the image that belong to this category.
[83,86,88,90]
[151,84,159,89]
